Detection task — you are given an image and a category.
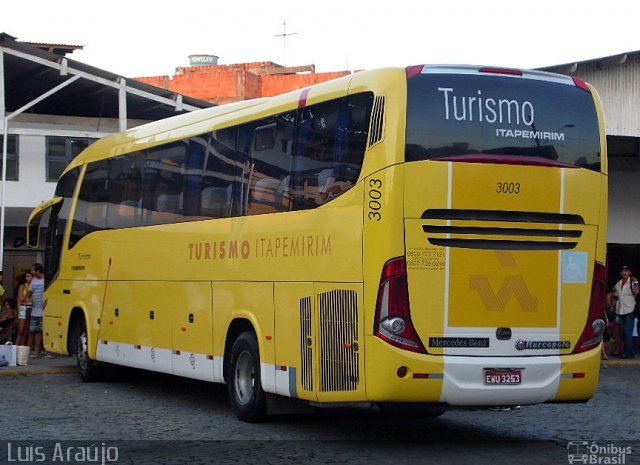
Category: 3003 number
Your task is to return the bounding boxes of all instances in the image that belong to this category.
[496,182,521,194]
[368,178,383,221]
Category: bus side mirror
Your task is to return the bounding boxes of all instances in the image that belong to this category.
[27,221,41,249]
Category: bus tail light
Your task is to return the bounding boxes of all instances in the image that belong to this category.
[573,261,606,353]
[374,257,426,353]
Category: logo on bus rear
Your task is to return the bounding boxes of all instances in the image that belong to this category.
[515,340,570,350]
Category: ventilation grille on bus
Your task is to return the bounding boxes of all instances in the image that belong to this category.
[319,290,359,392]
[421,209,584,251]
[367,96,385,148]
[300,296,313,392]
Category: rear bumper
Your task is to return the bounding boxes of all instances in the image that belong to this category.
[364,336,601,405]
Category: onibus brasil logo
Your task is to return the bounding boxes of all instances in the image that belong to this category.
[567,441,632,464]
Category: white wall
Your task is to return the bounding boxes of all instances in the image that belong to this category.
[2,114,149,225]
[548,54,640,137]
[9,135,55,208]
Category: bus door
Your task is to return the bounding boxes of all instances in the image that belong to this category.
[171,281,214,381]
[99,280,173,373]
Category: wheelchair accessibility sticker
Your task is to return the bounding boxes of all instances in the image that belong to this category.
[562,252,588,284]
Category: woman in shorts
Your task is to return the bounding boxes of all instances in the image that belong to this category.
[15,272,33,346]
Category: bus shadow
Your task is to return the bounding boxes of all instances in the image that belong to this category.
[106,367,538,444]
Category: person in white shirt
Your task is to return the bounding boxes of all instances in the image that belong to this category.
[27,263,46,358]
[613,265,638,359]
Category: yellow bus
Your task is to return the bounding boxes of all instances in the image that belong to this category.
[28,65,607,422]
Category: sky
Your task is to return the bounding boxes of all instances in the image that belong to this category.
[2,0,640,78]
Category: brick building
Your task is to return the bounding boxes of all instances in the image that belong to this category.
[135,60,351,104]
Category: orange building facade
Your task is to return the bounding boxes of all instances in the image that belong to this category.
[135,62,351,105]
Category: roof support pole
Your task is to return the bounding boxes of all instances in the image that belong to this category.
[0,73,80,276]
[119,77,127,131]
[0,49,6,284]
[0,49,5,129]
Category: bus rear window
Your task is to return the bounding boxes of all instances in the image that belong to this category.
[405,73,601,171]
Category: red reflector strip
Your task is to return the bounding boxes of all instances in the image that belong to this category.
[298,88,310,108]
[479,67,523,76]
[406,65,424,78]
[279,365,288,371]
[134,345,142,350]
[207,355,214,360]
[573,372,586,379]
[412,373,444,379]
[173,350,181,355]
[572,77,591,93]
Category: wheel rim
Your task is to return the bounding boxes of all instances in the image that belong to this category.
[234,351,255,405]
[77,329,88,372]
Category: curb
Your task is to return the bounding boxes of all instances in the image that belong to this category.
[0,367,78,376]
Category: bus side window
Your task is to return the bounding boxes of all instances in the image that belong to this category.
[198,129,238,218]
[70,160,111,248]
[292,93,373,210]
[107,155,145,229]
[239,112,295,216]
[144,142,187,225]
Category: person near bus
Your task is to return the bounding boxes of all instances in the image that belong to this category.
[15,271,33,346]
[613,265,638,359]
[28,263,46,358]
[604,287,621,356]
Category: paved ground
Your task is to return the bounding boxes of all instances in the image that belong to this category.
[1,354,638,464]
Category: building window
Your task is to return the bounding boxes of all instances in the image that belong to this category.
[0,135,19,181]
[46,136,96,182]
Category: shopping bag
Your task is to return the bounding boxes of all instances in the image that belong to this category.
[16,345,30,366]
[0,342,17,367]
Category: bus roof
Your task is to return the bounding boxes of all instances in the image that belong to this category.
[61,65,592,177]
[62,68,371,175]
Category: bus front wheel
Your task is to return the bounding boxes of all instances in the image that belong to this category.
[77,319,104,382]
[228,332,267,422]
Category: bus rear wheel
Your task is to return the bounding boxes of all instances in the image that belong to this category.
[77,319,104,382]
[228,332,267,422]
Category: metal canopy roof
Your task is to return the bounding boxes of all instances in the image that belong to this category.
[0,33,214,122]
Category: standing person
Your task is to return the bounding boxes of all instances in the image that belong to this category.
[15,272,33,346]
[614,265,639,359]
[27,263,45,358]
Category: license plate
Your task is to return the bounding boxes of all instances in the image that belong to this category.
[484,369,522,385]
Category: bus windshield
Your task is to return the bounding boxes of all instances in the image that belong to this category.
[405,72,601,171]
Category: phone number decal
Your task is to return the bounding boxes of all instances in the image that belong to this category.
[407,247,445,271]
